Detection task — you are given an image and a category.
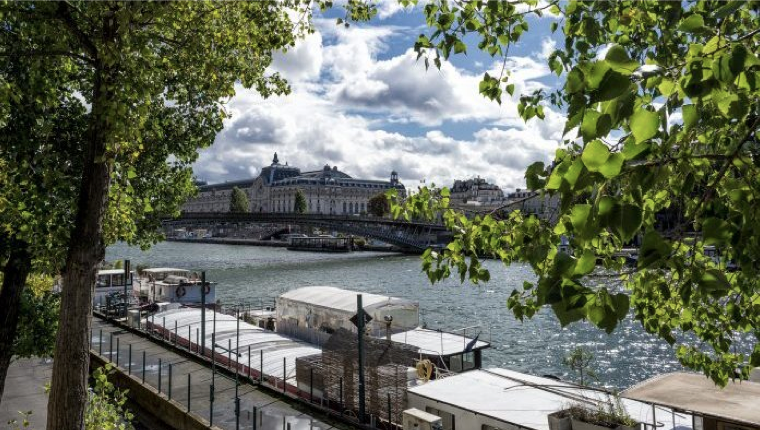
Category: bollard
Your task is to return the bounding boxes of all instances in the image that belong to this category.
[99,329,103,355]
[282,417,286,430]
[187,373,191,413]
[174,320,178,345]
[168,364,173,400]
[162,317,166,340]
[128,344,132,375]
[158,358,162,393]
[142,351,146,384]
[116,338,120,367]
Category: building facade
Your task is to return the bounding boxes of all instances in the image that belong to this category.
[183,153,406,214]
[450,177,505,205]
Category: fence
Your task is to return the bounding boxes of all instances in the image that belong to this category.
[92,304,405,430]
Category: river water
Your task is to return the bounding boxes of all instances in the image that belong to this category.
[106,241,683,390]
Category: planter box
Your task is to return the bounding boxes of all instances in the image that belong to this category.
[548,411,572,430]
[571,417,639,430]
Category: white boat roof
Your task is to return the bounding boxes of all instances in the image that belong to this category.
[98,269,129,275]
[143,268,191,273]
[389,328,489,356]
[622,372,760,427]
[150,308,320,381]
[278,286,417,313]
[408,368,692,430]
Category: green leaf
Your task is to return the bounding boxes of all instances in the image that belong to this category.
[570,204,592,232]
[599,152,624,178]
[566,68,584,93]
[612,293,630,320]
[574,250,596,276]
[638,230,670,269]
[595,70,631,102]
[702,217,733,246]
[698,269,731,294]
[605,45,639,75]
[678,14,706,33]
[629,109,659,143]
[682,105,698,131]
[581,140,610,171]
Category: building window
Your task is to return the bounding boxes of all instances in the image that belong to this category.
[343,202,346,213]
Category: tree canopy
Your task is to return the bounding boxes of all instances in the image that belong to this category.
[368,192,391,217]
[391,0,760,386]
[1,1,306,427]
[294,189,308,214]
[230,187,250,213]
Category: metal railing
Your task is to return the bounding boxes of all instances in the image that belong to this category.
[92,306,403,430]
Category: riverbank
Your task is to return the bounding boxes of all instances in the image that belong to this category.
[167,237,403,253]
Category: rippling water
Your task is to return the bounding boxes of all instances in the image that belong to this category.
[107,241,684,390]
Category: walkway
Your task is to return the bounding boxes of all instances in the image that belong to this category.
[91,317,341,430]
[0,358,51,429]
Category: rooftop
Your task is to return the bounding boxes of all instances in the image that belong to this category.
[408,368,692,430]
[389,327,490,356]
[278,286,417,313]
[622,372,760,427]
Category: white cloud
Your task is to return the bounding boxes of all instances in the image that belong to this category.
[194,16,565,193]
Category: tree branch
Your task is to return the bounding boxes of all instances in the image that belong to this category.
[57,1,98,61]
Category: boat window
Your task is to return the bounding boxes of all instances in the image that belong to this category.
[483,426,505,430]
[449,352,475,372]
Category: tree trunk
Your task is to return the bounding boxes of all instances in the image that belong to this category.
[46,63,115,430]
[0,239,32,405]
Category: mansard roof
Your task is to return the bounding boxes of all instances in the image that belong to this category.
[197,178,255,192]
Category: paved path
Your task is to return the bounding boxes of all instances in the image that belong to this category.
[91,318,340,430]
[0,358,51,429]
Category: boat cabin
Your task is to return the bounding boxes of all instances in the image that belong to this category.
[407,368,691,430]
[142,268,216,305]
[94,268,134,307]
[276,286,420,340]
[391,327,489,374]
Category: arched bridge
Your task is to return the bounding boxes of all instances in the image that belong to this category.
[163,212,450,251]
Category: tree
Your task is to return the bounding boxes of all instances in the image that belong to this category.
[368,192,391,217]
[391,0,760,386]
[1,2,303,427]
[294,189,307,214]
[563,346,597,386]
[230,187,250,213]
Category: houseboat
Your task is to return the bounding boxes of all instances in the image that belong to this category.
[94,268,135,309]
[138,268,216,306]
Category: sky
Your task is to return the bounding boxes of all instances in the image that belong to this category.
[192,2,564,192]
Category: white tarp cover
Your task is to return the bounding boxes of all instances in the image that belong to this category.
[151,308,320,381]
[408,368,693,430]
[277,286,417,313]
[390,328,489,356]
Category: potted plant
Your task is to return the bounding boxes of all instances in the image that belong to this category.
[548,409,572,430]
[565,400,639,430]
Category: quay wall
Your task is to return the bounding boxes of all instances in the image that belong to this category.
[167,237,403,252]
